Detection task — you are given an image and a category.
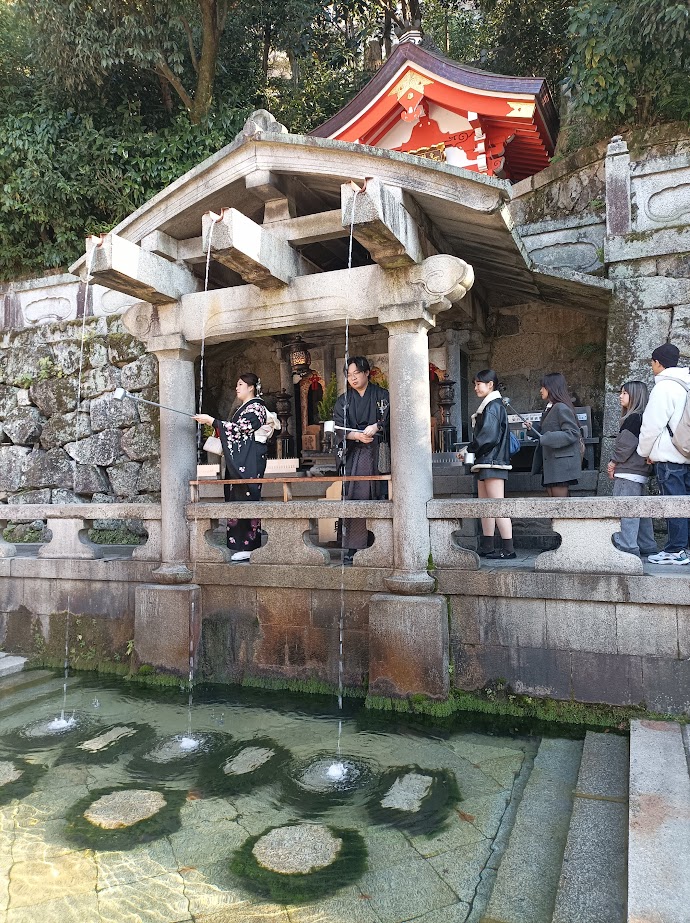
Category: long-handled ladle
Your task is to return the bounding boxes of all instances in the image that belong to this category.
[113,387,197,418]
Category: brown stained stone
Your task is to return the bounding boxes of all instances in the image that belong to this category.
[368,594,449,699]
[254,625,308,671]
[202,585,257,620]
[311,590,369,631]
[257,587,311,627]
[252,825,342,875]
[305,627,368,687]
[84,790,166,829]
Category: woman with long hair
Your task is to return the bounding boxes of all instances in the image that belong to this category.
[457,369,515,559]
[607,380,657,557]
[526,372,582,498]
[194,372,271,562]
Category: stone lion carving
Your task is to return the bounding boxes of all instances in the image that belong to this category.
[240,110,289,139]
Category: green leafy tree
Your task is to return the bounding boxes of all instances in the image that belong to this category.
[567,0,690,124]
[18,0,236,124]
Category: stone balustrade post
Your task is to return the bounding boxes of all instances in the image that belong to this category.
[148,333,199,582]
[382,310,436,594]
[0,519,16,558]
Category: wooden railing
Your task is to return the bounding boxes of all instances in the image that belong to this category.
[189,475,392,502]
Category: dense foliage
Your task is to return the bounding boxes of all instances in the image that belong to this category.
[0,0,686,280]
[567,0,690,125]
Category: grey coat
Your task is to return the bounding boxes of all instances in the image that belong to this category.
[530,402,582,485]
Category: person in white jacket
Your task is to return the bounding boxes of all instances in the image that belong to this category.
[637,343,690,564]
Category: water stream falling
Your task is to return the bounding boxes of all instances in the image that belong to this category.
[183,212,221,750]
[326,183,365,784]
[49,244,99,734]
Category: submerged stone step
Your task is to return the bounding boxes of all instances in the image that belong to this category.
[0,667,57,696]
[628,720,690,923]
[0,654,27,677]
[552,732,628,923]
[481,737,583,923]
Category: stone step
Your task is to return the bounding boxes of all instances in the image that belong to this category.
[551,732,628,923]
[480,737,583,923]
[628,720,690,923]
[0,654,28,677]
[0,667,59,698]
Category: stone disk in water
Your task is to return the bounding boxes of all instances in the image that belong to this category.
[146,735,208,763]
[298,757,363,793]
[252,824,342,874]
[79,726,136,753]
[22,716,79,738]
[0,760,23,786]
[223,746,275,776]
[84,789,167,830]
[380,772,433,812]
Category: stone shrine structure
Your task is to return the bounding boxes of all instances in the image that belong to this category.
[0,71,689,711]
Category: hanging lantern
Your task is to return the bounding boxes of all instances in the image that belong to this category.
[288,336,312,378]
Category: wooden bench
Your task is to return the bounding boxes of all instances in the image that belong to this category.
[189,475,392,503]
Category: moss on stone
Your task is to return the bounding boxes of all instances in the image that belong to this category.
[65,785,186,851]
[230,824,367,904]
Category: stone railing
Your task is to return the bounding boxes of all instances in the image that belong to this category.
[0,504,161,561]
[428,497,690,575]
[187,500,393,566]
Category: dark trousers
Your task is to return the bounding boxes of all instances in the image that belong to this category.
[655,461,690,552]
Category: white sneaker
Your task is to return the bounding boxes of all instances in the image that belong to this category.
[647,550,690,565]
[230,551,251,562]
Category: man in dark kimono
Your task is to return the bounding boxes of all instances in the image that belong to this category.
[333,356,390,564]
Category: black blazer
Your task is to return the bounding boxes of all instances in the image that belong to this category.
[468,399,511,467]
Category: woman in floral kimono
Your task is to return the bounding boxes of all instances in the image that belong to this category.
[333,356,390,564]
[194,372,268,562]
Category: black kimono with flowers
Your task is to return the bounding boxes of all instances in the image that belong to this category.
[214,398,268,552]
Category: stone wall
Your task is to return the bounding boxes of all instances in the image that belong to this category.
[0,316,161,524]
[2,561,689,714]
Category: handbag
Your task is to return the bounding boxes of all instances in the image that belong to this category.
[509,431,521,456]
[203,435,222,456]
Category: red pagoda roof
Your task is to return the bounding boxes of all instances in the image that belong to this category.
[311,43,558,182]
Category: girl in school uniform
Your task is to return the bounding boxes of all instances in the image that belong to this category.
[607,380,657,558]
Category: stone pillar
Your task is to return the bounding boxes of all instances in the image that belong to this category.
[149,333,199,582]
[382,310,435,595]
[605,135,631,238]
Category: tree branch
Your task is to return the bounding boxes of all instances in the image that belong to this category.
[180,17,199,75]
[217,0,229,34]
[155,56,194,113]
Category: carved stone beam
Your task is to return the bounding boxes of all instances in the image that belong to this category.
[139,230,206,268]
[341,178,427,268]
[136,253,474,346]
[202,208,316,289]
[245,169,295,224]
[87,234,201,304]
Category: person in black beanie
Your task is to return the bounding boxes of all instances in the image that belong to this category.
[638,342,690,565]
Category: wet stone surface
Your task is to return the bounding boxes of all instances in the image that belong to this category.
[380,773,433,812]
[84,790,167,830]
[79,727,136,753]
[146,735,205,763]
[0,759,23,786]
[252,824,343,874]
[223,746,275,776]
